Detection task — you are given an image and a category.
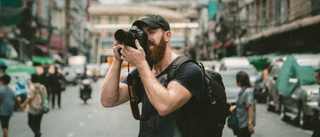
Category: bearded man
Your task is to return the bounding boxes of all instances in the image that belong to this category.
[101,14,204,137]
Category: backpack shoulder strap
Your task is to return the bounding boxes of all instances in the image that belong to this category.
[167,55,198,83]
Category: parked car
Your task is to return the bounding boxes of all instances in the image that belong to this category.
[219,71,241,103]
[61,67,78,85]
[272,54,320,129]
[70,65,85,76]
[220,64,259,86]
[219,57,251,69]
[200,60,221,71]
[7,72,31,111]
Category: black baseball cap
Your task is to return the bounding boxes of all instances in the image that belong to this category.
[133,14,170,31]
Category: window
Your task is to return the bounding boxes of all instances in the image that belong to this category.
[114,17,118,24]
[96,17,100,24]
[91,17,101,25]
[109,16,113,24]
[130,16,139,23]
[109,16,119,24]
[91,17,95,25]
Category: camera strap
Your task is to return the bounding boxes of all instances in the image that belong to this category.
[127,72,153,121]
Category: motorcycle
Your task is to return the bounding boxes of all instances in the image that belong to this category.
[79,79,92,104]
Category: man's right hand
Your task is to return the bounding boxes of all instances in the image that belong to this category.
[113,41,123,61]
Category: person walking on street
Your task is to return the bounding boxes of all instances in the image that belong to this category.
[312,69,320,137]
[79,68,90,82]
[51,65,64,108]
[230,71,256,137]
[0,74,22,137]
[20,74,47,137]
[100,14,204,136]
[39,65,52,101]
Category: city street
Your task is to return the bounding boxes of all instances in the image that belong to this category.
[3,78,313,137]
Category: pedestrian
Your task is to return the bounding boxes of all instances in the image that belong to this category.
[79,67,92,98]
[20,73,47,137]
[51,65,65,108]
[79,67,90,81]
[0,74,22,137]
[230,71,256,137]
[312,69,320,137]
[100,14,204,136]
[253,63,269,94]
[39,65,52,101]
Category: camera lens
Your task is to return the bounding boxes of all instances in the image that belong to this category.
[114,29,134,45]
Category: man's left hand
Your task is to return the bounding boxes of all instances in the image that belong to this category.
[248,124,254,134]
[120,40,146,67]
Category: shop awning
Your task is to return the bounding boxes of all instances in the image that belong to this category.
[32,56,56,65]
[5,65,36,75]
[35,30,64,54]
[234,14,320,45]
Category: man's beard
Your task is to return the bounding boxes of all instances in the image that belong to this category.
[148,34,167,64]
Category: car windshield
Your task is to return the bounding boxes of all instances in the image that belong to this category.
[220,74,238,87]
[229,67,257,75]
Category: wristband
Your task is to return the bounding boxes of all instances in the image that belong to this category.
[248,121,253,125]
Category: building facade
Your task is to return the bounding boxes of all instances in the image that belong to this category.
[214,0,320,58]
[88,1,199,63]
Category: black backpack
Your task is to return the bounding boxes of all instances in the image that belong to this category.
[167,55,230,137]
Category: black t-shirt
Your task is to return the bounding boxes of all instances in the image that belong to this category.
[121,61,204,137]
[40,72,53,89]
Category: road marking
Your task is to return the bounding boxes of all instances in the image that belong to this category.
[67,133,74,137]
[79,122,85,127]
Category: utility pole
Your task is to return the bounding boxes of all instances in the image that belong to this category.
[237,0,242,57]
[46,0,53,57]
[64,0,70,65]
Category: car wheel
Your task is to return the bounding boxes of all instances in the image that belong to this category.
[280,103,289,121]
[298,105,309,129]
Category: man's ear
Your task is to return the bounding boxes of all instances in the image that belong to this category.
[165,31,172,41]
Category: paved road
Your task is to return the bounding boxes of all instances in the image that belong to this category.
[223,102,313,137]
[2,78,313,137]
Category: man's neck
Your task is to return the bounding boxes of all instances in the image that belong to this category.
[152,50,178,76]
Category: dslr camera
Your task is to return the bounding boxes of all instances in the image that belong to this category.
[114,25,148,52]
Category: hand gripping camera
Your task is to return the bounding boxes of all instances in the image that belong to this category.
[114,25,148,52]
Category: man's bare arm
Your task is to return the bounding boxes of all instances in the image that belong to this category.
[138,61,192,116]
[100,42,130,108]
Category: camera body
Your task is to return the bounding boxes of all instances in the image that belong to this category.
[114,25,148,50]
